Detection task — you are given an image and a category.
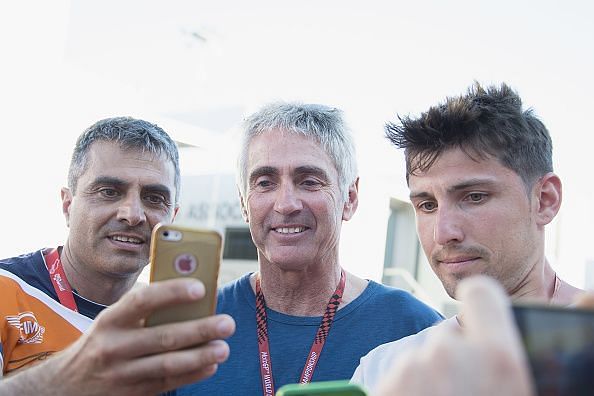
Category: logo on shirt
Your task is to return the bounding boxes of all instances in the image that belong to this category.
[6,311,46,344]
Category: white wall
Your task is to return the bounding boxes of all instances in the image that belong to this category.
[2,0,593,291]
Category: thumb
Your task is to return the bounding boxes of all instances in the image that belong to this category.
[456,276,520,349]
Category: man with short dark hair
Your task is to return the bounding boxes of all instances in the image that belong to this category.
[352,83,583,392]
[0,117,235,395]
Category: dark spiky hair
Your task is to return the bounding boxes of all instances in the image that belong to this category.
[385,82,553,187]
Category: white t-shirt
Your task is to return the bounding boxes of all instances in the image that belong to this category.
[351,316,460,393]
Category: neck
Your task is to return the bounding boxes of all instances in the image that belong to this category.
[58,247,139,306]
[508,258,561,303]
[252,264,367,316]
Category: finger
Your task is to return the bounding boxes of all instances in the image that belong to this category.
[455,276,519,345]
[108,340,230,387]
[413,325,468,395]
[573,292,594,309]
[98,278,206,327]
[100,314,235,359]
[121,365,220,396]
[377,331,464,396]
[458,276,536,395]
[143,314,235,356]
[160,364,219,393]
[107,365,220,396]
[376,348,426,396]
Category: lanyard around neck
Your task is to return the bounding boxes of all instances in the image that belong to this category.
[43,248,78,312]
[255,269,346,396]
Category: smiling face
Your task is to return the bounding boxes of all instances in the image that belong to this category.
[408,148,545,299]
[242,129,358,272]
[61,140,178,279]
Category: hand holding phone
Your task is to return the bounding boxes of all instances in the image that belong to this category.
[513,303,594,396]
[145,223,222,327]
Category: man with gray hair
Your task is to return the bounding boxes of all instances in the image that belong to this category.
[0,117,235,395]
[179,102,442,395]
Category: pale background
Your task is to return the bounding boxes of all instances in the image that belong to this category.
[1,0,593,290]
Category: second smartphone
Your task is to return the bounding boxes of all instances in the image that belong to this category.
[513,303,594,396]
[276,380,368,396]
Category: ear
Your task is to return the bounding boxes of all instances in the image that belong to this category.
[342,177,359,221]
[238,187,249,223]
[61,187,73,227]
[533,172,562,226]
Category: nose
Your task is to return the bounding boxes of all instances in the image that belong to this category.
[433,205,464,246]
[273,182,303,215]
[117,195,147,226]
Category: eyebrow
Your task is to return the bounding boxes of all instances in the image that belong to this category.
[447,178,498,193]
[409,178,498,200]
[248,165,331,184]
[89,176,127,189]
[142,184,173,200]
[90,176,173,199]
[249,166,278,185]
[294,166,330,182]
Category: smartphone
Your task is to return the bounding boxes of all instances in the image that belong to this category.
[145,223,222,327]
[512,303,594,396]
[276,380,368,396]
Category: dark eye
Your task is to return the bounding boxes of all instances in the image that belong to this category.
[99,188,119,198]
[257,180,273,188]
[419,201,437,212]
[468,193,485,202]
[253,177,276,191]
[302,179,321,187]
[146,194,167,205]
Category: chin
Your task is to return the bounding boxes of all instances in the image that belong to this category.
[108,262,145,278]
[441,278,461,299]
[268,258,311,272]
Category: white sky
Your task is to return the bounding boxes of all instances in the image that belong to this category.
[1,0,593,288]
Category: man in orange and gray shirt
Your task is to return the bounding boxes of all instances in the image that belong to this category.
[1,117,235,395]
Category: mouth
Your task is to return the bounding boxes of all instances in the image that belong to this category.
[272,226,307,234]
[439,256,480,265]
[435,256,482,275]
[108,234,145,245]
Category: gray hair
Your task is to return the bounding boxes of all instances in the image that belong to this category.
[68,116,181,205]
[237,102,358,201]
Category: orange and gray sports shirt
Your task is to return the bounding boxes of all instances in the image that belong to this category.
[0,249,105,376]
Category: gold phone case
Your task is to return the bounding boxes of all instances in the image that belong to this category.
[145,223,222,327]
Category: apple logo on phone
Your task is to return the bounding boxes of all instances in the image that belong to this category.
[174,254,198,275]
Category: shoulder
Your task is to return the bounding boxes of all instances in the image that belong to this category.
[363,316,457,360]
[0,250,50,295]
[352,316,458,391]
[218,272,253,296]
[339,281,442,342]
[216,272,255,314]
[0,250,44,273]
[364,281,443,317]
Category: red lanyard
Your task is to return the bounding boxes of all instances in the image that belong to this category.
[43,248,78,312]
[255,270,346,396]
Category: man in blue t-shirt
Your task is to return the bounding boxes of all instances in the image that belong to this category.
[178,102,443,396]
